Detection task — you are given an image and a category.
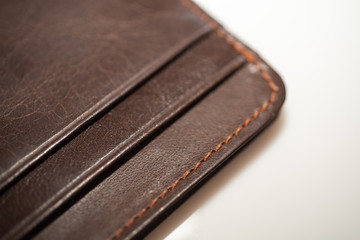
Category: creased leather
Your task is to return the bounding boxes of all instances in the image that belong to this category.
[0,0,285,240]
[35,61,285,240]
[0,32,246,240]
[0,0,210,190]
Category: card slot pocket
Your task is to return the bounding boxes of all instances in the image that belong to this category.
[33,60,285,240]
[0,0,211,191]
[0,31,247,240]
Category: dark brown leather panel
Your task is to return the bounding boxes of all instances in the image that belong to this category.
[34,61,285,240]
[0,0,210,189]
[0,32,247,240]
[0,0,286,239]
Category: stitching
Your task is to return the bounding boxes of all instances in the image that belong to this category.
[108,0,279,239]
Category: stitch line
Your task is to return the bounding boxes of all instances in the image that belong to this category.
[108,0,279,239]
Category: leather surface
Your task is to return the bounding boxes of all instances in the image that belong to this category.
[35,61,285,240]
[0,32,246,240]
[0,0,210,190]
[0,0,285,240]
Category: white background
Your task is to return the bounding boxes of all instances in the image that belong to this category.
[147,0,360,239]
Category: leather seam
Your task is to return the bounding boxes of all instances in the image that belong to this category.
[108,0,279,239]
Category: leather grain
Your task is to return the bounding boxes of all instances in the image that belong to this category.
[0,32,246,240]
[35,61,285,240]
[0,0,210,190]
[0,0,285,239]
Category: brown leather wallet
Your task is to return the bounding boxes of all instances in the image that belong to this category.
[0,0,285,239]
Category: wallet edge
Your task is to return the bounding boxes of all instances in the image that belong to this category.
[107,0,286,239]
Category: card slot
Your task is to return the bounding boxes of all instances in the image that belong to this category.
[32,61,285,240]
[0,0,211,191]
[0,31,247,240]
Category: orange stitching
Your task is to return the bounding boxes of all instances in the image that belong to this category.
[108,0,279,239]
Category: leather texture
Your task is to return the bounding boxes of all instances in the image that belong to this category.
[0,0,210,190]
[0,0,286,240]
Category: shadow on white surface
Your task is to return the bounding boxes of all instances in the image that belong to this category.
[146,109,287,240]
